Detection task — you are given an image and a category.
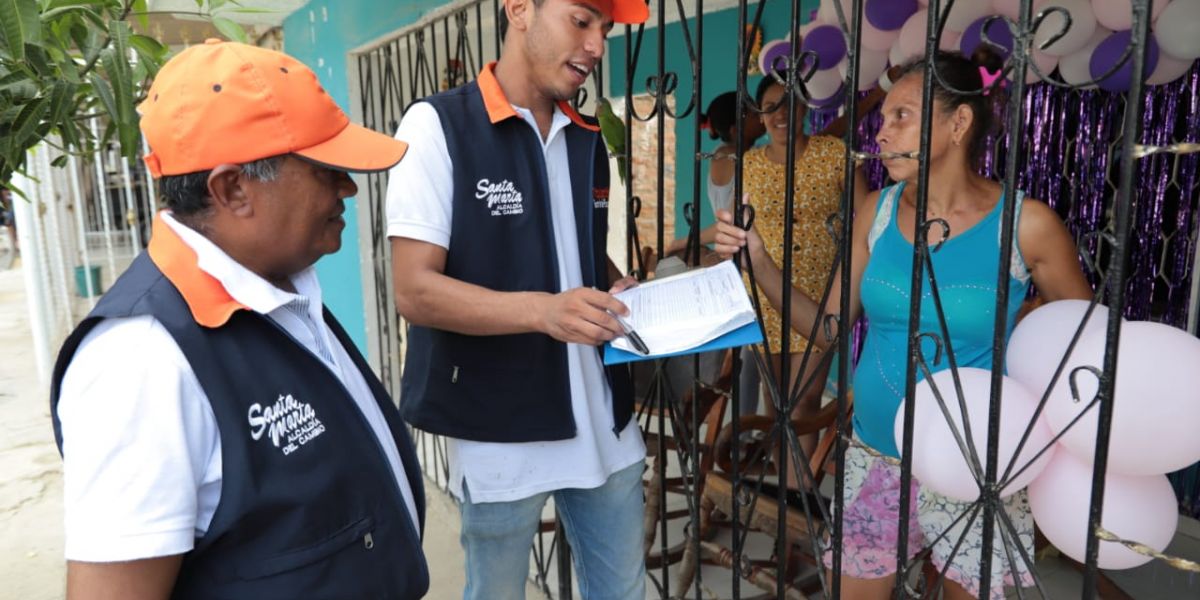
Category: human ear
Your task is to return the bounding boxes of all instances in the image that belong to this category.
[207,164,253,218]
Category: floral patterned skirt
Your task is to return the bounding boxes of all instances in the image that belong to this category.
[822,442,1036,599]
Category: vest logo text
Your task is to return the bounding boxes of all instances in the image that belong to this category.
[476,178,525,216]
[248,394,326,456]
[593,187,609,209]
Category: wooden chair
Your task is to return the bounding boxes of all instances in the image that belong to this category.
[675,387,852,598]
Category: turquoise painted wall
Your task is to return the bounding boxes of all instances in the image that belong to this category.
[281,0,448,352]
[607,0,818,240]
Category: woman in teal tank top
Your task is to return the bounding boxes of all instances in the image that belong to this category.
[714,50,1091,600]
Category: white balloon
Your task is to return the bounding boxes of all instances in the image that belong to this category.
[943,0,993,32]
[1044,321,1200,476]
[1033,0,1098,57]
[1155,0,1200,61]
[1146,51,1195,86]
[1090,0,1167,32]
[804,65,845,100]
[896,368,1056,502]
[1056,26,1111,88]
[840,48,891,91]
[1028,453,1178,570]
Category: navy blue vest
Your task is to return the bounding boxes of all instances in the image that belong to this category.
[399,81,633,443]
[50,253,429,599]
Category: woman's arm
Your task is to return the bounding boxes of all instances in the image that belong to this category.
[713,192,880,350]
[1017,199,1093,301]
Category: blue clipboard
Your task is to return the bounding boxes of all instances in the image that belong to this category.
[603,320,763,365]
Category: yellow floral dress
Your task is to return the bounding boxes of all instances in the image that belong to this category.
[742,135,846,356]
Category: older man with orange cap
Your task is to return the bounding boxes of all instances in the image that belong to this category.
[387,0,650,598]
[51,40,427,599]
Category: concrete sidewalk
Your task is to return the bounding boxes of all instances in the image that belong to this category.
[0,265,539,600]
[0,265,65,599]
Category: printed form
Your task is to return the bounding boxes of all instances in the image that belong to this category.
[611,260,757,356]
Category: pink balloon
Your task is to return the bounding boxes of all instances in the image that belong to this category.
[896,368,1056,502]
[840,48,890,91]
[1155,0,1200,61]
[889,38,908,68]
[1019,49,1060,83]
[993,0,1022,20]
[861,9,903,51]
[1028,452,1178,569]
[943,0,992,32]
[1043,321,1200,476]
[940,30,963,52]
[1146,52,1195,86]
[817,0,854,26]
[1007,299,1110,400]
[1056,26,1111,87]
[1033,0,1097,57]
[897,9,929,65]
[1090,0,1167,32]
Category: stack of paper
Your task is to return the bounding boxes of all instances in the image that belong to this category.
[604,260,763,364]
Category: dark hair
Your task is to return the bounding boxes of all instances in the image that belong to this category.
[701,92,739,143]
[897,48,1005,168]
[498,0,544,41]
[158,155,284,226]
[754,75,782,108]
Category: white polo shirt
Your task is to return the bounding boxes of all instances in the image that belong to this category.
[386,101,645,504]
[57,212,419,562]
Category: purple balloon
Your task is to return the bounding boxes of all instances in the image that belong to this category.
[1089,30,1161,93]
[802,25,847,71]
[960,16,1014,59]
[760,40,793,77]
[865,0,918,32]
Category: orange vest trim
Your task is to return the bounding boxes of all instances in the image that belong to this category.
[146,213,249,328]
[476,62,602,133]
[477,62,521,125]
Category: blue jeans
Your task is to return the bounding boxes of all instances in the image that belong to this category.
[459,460,647,600]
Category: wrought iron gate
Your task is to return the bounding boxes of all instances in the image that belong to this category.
[353,1,1200,597]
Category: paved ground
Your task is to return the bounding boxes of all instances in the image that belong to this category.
[0,265,66,600]
[0,264,541,600]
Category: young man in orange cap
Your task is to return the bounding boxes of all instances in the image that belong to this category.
[387,0,649,598]
[51,40,428,599]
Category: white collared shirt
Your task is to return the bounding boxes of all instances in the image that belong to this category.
[386,102,645,504]
[57,213,419,562]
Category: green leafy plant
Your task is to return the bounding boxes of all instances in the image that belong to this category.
[0,0,258,195]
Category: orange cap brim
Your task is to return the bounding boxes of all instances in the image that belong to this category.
[612,0,649,24]
[293,122,409,173]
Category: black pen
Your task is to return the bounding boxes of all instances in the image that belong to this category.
[612,311,651,355]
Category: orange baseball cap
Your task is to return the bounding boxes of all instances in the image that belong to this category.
[507,0,648,24]
[139,39,407,178]
[606,0,649,24]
